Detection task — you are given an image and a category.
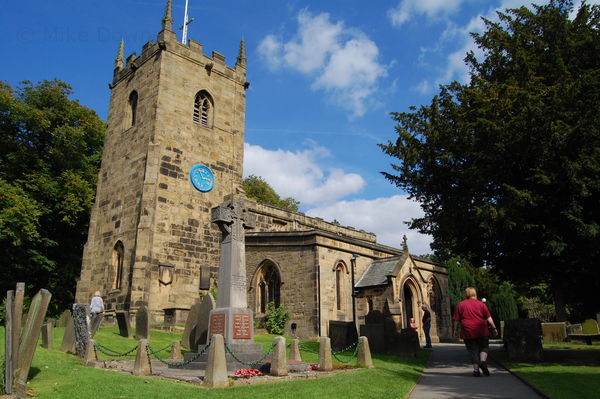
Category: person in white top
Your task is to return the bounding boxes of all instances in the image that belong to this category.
[90,291,104,315]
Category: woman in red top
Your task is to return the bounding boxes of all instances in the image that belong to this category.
[453,287,498,377]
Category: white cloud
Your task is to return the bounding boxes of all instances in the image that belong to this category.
[388,0,470,26]
[306,196,433,254]
[257,9,387,118]
[243,142,365,206]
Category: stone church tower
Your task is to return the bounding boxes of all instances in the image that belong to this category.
[75,0,248,322]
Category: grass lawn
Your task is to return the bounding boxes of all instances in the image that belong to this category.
[491,347,600,399]
[1,326,429,398]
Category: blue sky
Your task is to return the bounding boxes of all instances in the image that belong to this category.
[2,0,594,254]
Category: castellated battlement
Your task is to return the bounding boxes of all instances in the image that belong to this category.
[112,32,247,89]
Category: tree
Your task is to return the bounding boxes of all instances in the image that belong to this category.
[243,175,300,212]
[380,1,600,321]
[0,80,105,317]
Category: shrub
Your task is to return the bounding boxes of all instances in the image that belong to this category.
[265,301,289,335]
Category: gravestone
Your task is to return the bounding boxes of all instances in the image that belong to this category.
[5,290,14,394]
[596,313,600,328]
[359,310,385,354]
[116,311,132,338]
[90,313,103,337]
[581,318,599,334]
[182,300,201,349]
[41,321,53,349]
[567,323,582,334]
[12,282,25,378]
[55,310,71,328]
[504,318,543,361]
[16,289,52,398]
[542,322,567,344]
[135,306,150,340]
[182,294,215,350]
[60,312,76,353]
[394,328,419,358]
[329,320,358,351]
[72,304,91,358]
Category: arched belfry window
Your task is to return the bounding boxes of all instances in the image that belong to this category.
[335,262,347,311]
[193,90,213,127]
[128,91,138,127]
[112,241,125,289]
[254,261,281,314]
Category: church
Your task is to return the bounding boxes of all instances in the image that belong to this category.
[75,0,452,344]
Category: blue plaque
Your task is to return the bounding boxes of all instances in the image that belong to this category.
[190,164,214,192]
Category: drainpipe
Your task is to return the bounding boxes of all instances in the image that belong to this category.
[317,263,321,337]
[351,254,359,333]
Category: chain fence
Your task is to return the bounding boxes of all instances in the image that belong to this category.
[332,341,360,363]
[147,341,212,367]
[94,343,139,357]
[224,342,275,368]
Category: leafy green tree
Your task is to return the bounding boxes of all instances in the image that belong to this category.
[447,258,475,311]
[0,80,105,317]
[264,301,290,335]
[243,175,300,212]
[381,1,600,321]
[488,282,519,327]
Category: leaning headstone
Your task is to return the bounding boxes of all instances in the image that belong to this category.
[135,306,150,340]
[55,310,71,328]
[203,334,228,388]
[41,321,54,349]
[270,336,288,376]
[504,318,543,361]
[318,336,333,371]
[5,290,14,395]
[90,313,103,337]
[290,338,302,362]
[12,282,25,378]
[16,289,52,399]
[60,312,76,353]
[133,339,152,376]
[183,294,215,350]
[542,322,567,344]
[116,311,132,338]
[182,300,202,349]
[72,304,91,358]
[357,336,374,369]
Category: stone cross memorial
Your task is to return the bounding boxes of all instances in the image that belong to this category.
[206,194,263,366]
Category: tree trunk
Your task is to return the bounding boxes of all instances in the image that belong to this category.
[552,284,567,322]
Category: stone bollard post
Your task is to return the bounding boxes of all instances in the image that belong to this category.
[289,338,302,362]
[83,339,98,366]
[318,336,333,372]
[203,334,228,388]
[171,340,182,360]
[270,336,288,376]
[357,336,374,369]
[133,339,152,376]
[41,321,54,349]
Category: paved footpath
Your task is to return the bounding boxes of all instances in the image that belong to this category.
[408,343,545,399]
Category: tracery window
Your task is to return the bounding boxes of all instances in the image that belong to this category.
[255,261,281,314]
[193,90,213,127]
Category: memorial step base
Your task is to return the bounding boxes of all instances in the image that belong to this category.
[176,343,266,371]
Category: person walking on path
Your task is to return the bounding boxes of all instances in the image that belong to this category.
[89,290,104,335]
[421,303,432,348]
[453,287,498,376]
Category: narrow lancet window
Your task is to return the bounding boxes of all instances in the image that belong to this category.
[193,91,213,127]
[129,91,138,127]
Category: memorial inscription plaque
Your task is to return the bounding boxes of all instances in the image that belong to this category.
[209,313,226,339]
[233,313,251,339]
